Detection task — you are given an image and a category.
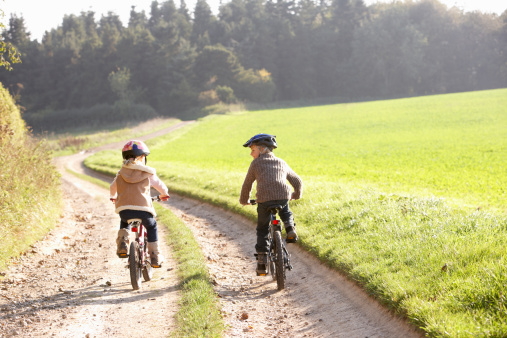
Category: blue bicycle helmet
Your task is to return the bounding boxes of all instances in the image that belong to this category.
[243,133,277,149]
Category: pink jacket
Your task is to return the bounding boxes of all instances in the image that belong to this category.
[110,163,169,216]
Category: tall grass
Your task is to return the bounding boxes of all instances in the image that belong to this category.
[86,88,507,336]
[0,84,61,271]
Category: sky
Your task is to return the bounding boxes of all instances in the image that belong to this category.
[1,0,506,41]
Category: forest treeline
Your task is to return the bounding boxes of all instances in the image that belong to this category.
[1,0,506,131]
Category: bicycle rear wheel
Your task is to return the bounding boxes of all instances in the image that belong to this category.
[129,241,142,290]
[273,231,286,290]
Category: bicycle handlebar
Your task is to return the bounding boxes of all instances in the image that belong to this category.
[110,195,169,203]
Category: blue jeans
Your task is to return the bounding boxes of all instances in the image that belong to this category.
[119,210,158,243]
[256,199,294,252]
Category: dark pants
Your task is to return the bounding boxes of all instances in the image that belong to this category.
[119,210,158,243]
[256,199,294,252]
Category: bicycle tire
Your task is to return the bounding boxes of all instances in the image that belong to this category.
[129,241,142,290]
[142,244,154,281]
[269,235,276,280]
[273,231,286,290]
[269,258,276,281]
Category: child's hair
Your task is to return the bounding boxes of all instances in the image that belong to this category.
[255,145,272,154]
[123,155,146,166]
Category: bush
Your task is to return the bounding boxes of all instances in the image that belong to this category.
[0,82,26,141]
[215,85,237,104]
[234,68,276,103]
[0,83,61,270]
[198,90,220,106]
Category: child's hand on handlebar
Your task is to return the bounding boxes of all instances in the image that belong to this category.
[110,198,116,203]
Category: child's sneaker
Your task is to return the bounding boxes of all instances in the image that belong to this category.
[255,252,268,276]
[285,226,298,243]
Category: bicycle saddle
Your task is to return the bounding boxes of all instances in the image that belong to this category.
[127,218,143,224]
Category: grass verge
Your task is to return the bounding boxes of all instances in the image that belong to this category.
[156,204,225,337]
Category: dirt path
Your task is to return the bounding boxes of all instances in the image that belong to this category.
[0,121,190,338]
[1,120,424,337]
[165,197,423,337]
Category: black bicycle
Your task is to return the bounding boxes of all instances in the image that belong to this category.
[250,200,293,290]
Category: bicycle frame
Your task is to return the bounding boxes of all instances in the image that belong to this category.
[129,219,147,265]
[267,208,293,271]
[127,218,153,290]
[125,196,161,290]
[111,196,163,290]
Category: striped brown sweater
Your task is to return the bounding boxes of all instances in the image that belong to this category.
[240,152,303,204]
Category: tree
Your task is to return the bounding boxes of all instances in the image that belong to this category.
[194,44,242,88]
[0,14,39,106]
[351,3,428,97]
[108,67,142,102]
[0,9,21,70]
[191,0,217,48]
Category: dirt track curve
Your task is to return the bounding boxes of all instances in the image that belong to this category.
[0,120,424,337]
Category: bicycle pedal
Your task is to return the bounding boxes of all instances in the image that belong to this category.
[117,253,128,258]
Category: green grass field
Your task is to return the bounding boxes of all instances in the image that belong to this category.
[86,88,507,337]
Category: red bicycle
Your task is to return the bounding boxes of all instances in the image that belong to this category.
[111,196,161,290]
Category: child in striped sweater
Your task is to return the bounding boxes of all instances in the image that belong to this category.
[239,134,303,275]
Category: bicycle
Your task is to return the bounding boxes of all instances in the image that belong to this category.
[250,199,293,290]
[112,196,161,290]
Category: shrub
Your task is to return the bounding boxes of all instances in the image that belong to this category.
[0,83,61,270]
[198,90,220,106]
[215,85,237,104]
[234,68,276,103]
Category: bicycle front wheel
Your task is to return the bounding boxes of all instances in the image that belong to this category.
[129,241,142,290]
[273,231,286,290]
[142,243,154,281]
